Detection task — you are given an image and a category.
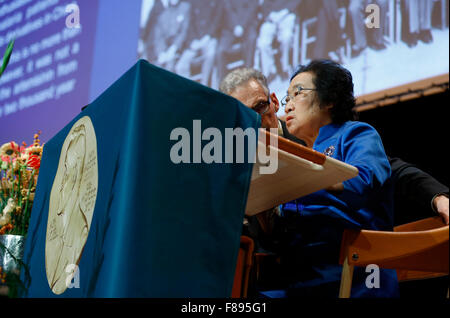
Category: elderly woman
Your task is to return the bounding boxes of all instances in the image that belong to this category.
[259,60,398,298]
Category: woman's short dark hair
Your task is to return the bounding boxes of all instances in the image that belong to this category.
[290,59,357,123]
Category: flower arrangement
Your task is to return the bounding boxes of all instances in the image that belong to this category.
[0,133,43,236]
[0,38,37,297]
[0,134,41,297]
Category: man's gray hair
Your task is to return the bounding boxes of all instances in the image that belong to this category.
[219,68,269,95]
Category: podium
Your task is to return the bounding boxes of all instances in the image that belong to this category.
[22,60,259,297]
[246,130,358,215]
[21,60,358,297]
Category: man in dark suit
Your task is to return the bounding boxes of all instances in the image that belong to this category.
[389,157,448,297]
[219,68,318,297]
[390,157,448,225]
[219,67,306,271]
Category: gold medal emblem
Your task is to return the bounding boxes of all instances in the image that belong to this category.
[45,116,98,294]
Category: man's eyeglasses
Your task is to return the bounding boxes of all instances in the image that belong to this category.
[252,95,271,115]
[281,86,316,107]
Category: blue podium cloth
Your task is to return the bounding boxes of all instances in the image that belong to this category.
[21,60,260,297]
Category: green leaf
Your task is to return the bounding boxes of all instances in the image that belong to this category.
[0,38,15,78]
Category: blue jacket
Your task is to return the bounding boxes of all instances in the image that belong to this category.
[266,121,398,298]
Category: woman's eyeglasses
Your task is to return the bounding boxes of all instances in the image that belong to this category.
[281,86,316,107]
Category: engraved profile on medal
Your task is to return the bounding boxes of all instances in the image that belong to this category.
[46,116,98,295]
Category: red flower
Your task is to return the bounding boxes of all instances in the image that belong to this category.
[27,155,41,169]
[1,155,11,163]
[0,223,14,235]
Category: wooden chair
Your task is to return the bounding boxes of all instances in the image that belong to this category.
[231,236,254,298]
[339,216,449,298]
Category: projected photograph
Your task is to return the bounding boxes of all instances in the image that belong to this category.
[1,0,448,145]
[137,0,449,110]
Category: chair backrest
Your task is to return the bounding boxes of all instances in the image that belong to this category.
[339,216,449,297]
[393,217,449,281]
[231,235,254,298]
